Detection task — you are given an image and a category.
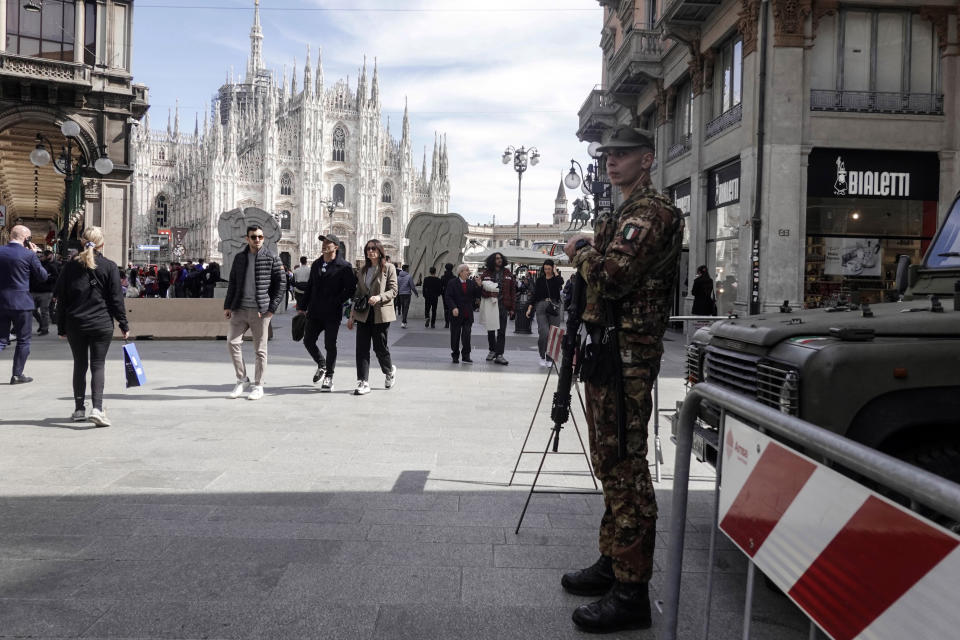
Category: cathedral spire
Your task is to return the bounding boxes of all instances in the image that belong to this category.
[357,56,367,106]
[247,0,264,82]
[556,176,566,202]
[174,98,181,137]
[291,58,298,97]
[370,57,379,108]
[166,108,171,135]
[431,132,439,182]
[303,45,312,97]
[315,47,324,95]
[401,96,410,142]
[554,175,569,225]
[194,112,199,138]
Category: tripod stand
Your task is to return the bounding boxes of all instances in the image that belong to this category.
[509,361,600,533]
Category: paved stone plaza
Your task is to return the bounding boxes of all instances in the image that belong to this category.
[0,311,809,639]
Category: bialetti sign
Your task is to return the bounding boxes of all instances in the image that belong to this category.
[808,148,939,201]
[708,160,741,210]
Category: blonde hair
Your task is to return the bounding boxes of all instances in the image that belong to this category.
[75,226,104,269]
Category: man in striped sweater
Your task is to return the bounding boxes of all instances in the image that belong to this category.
[223,224,285,401]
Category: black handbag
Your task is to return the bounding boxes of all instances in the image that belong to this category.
[291,313,306,342]
[546,300,561,317]
[352,293,370,313]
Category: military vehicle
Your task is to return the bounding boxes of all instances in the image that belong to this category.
[679,190,960,512]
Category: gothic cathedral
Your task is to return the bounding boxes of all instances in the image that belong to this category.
[131,1,450,264]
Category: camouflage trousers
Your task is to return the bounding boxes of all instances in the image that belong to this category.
[583,332,662,583]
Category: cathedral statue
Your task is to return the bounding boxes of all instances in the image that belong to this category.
[131,1,451,266]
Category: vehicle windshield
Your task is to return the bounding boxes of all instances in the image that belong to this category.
[926,193,960,268]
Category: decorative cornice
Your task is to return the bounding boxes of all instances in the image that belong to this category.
[772,0,812,48]
[686,41,704,96]
[702,50,716,90]
[811,0,839,37]
[739,0,762,56]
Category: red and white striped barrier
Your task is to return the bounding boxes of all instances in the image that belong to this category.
[719,417,960,640]
[546,325,564,365]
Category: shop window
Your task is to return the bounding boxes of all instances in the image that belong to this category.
[6,0,77,62]
[155,194,169,229]
[382,217,392,235]
[670,80,693,155]
[332,126,346,162]
[332,183,345,207]
[713,36,742,117]
[280,173,293,196]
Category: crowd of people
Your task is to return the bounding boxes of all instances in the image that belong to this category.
[121,260,223,300]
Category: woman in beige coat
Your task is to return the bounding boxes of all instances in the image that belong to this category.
[347,239,398,395]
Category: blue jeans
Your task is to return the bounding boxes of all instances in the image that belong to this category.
[0,309,33,377]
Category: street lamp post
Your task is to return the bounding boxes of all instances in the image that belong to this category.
[501,145,539,246]
[29,120,113,257]
[563,141,608,226]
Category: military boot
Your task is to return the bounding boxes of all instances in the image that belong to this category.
[571,581,652,633]
[560,555,614,596]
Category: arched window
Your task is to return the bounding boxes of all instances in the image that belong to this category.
[280,173,293,196]
[381,182,392,203]
[332,126,346,162]
[333,184,346,207]
[382,217,392,235]
[158,147,165,161]
[279,210,291,231]
[155,194,168,228]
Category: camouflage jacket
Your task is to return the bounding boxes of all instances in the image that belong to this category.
[572,184,684,334]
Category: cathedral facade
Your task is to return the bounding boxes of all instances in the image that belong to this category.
[130,1,450,265]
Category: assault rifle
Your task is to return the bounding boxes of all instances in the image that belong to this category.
[549,272,586,451]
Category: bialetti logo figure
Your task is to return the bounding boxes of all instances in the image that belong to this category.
[834,156,847,195]
[715,173,739,207]
[834,155,911,197]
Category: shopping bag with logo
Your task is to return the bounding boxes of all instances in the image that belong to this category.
[122,342,146,388]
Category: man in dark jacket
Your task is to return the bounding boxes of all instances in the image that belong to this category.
[0,225,48,384]
[443,264,481,364]
[31,250,60,335]
[223,224,285,401]
[202,262,221,298]
[422,266,443,329]
[157,264,171,299]
[438,263,456,329]
[298,233,357,392]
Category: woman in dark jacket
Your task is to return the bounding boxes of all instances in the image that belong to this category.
[525,259,564,367]
[691,265,716,315]
[55,226,129,427]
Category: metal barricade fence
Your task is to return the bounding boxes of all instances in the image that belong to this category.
[660,382,960,640]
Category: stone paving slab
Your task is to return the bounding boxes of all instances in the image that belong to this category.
[0,315,811,638]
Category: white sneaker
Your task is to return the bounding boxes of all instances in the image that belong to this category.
[312,366,326,384]
[354,380,371,395]
[385,365,397,389]
[247,385,264,401]
[486,351,496,361]
[401,322,407,329]
[71,407,87,422]
[320,375,334,392]
[89,408,111,427]
[539,358,549,368]
[229,379,249,399]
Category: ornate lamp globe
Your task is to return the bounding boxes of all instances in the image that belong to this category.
[564,168,581,190]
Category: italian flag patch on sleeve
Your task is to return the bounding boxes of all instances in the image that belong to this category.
[622,224,641,241]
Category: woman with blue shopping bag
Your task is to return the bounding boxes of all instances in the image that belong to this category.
[55,227,129,427]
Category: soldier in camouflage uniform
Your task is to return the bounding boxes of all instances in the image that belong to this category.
[561,126,684,633]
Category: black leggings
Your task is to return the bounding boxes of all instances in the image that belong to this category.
[66,326,114,411]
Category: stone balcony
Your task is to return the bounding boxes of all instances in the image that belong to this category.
[607,24,664,97]
[661,0,724,26]
[0,52,91,87]
[577,86,620,142]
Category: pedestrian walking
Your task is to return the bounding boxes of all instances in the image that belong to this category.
[299,234,357,392]
[292,256,311,309]
[125,268,141,298]
[421,266,443,328]
[31,250,60,336]
[690,264,716,315]
[444,264,481,363]
[346,239,397,396]
[438,263,455,328]
[157,264,171,299]
[0,225,48,385]
[54,227,130,426]
[478,252,516,365]
[526,259,564,367]
[395,264,418,328]
[223,224,285,401]
[561,126,684,633]
[202,261,221,298]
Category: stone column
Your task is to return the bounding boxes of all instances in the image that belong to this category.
[100,181,130,267]
[0,0,7,54]
[74,1,85,64]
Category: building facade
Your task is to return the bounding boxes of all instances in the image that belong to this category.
[0,0,148,265]
[579,0,959,313]
[131,1,450,266]
[465,179,577,253]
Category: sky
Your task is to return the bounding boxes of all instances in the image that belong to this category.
[132,0,604,226]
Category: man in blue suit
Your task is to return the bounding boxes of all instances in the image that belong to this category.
[443,264,481,364]
[0,225,48,384]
